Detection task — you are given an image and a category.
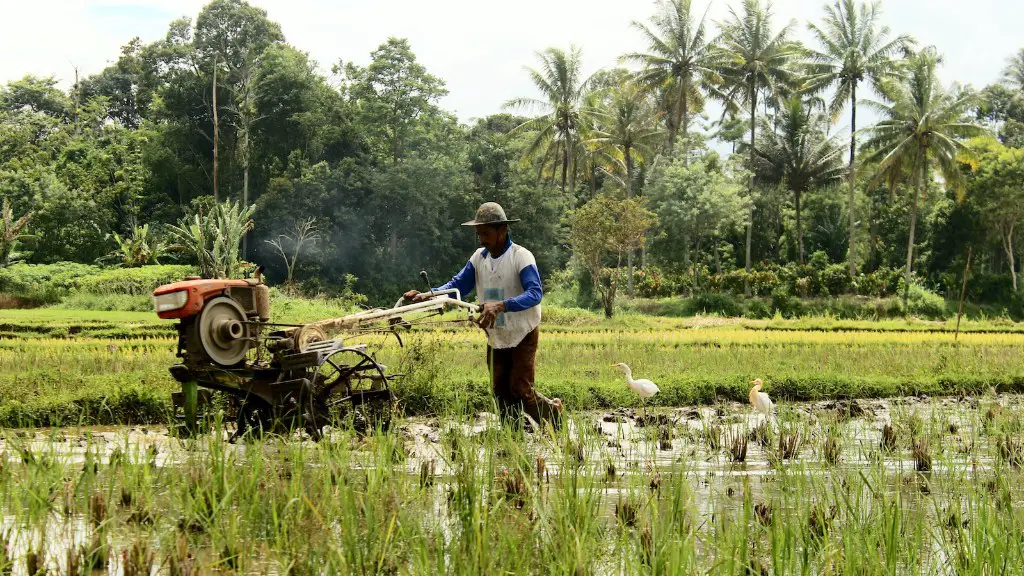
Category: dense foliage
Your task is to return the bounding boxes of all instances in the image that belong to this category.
[1,0,1022,313]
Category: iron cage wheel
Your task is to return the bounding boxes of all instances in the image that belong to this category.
[311,347,395,436]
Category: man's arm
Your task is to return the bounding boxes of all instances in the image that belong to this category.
[504,264,542,312]
[434,260,476,297]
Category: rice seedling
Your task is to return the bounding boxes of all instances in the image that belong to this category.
[881,423,898,452]
[777,427,802,461]
[913,438,933,472]
[997,435,1023,468]
[729,430,749,463]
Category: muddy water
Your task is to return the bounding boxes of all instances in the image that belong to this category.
[0,394,1020,574]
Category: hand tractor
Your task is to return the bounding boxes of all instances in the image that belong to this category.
[152,269,477,441]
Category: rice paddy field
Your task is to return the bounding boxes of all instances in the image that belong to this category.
[1,306,1024,574]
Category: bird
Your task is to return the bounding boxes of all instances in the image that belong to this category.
[611,363,659,419]
[749,379,774,420]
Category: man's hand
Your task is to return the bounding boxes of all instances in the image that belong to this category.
[476,301,505,329]
[403,290,430,303]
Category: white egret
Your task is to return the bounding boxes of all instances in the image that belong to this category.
[611,363,659,419]
[749,378,774,419]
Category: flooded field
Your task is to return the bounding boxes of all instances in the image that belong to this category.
[1,392,1023,574]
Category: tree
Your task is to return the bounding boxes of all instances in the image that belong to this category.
[647,151,746,291]
[266,217,320,286]
[1004,48,1024,93]
[586,82,664,293]
[343,38,448,165]
[0,199,32,267]
[506,46,592,195]
[717,0,801,296]
[167,200,256,279]
[750,97,846,263]
[806,0,914,276]
[100,223,169,267]
[570,196,655,317]
[622,0,722,152]
[977,83,1024,149]
[966,138,1024,290]
[861,48,988,303]
[343,38,454,267]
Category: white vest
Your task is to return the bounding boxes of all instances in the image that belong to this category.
[470,243,542,349]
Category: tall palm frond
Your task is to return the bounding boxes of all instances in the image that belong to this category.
[506,46,593,195]
[861,47,989,301]
[750,97,847,263]
[621,0,723,150]
[716,0,802,294]
[805,0,914,275]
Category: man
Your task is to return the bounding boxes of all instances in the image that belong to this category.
[404,202,563,430]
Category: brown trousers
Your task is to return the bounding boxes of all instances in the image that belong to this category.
[486,328,560,429]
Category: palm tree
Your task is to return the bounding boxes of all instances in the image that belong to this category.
[587,83,665,198]
[750,97,847,263]
[586,82,665,293]
[1004,48,1024,92]
[806,0,914,277]
[861,48,987,304]
[506,46,592,195]
[717,0,801,296]
[622,0,721,152]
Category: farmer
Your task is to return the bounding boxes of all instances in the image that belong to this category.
[403,202,563,430]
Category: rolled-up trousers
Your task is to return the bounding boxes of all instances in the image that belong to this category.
[485,328,560,429]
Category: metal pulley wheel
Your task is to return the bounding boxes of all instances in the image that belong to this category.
[311,347,395,435]
[198,296,251,366]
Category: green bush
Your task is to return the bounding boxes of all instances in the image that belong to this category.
[820,264,852,296]
[708,269,779,296]
[687,293,743,317]
[856,268,902,298]
[771,287,804,318]
[0,263,101,303]
[906,284,947,318]
[77,265,196,296]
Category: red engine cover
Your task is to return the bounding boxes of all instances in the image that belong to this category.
[153,278,249,319]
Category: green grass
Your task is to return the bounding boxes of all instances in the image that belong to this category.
[2,307,1024,426]
[2,397,1024,573]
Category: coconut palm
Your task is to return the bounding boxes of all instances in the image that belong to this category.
[506,46,592,194]
[586,83,665,199]
[622,0,722,152]
[861,48,988,303]
[805,0,914,276]
[586,82,665,293]
[750,97,847,263]
[1004,48,1024,92]
[717,0,802,296]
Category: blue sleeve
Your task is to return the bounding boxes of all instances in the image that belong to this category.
[434,260,475,298]
[504,264,543,312]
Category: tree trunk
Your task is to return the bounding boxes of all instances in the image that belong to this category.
[242,165,249,259]
[679,81,689,152]
[667,82,682,151]
[847,84,857,279]
[795,189,804,265]
[714,240,722,275]
[625,145,634,296]
[212,61,220,202]
[744,82,757,298]
[904,160,924,307]
[1004,223,1017,292]
[561,146,569,193]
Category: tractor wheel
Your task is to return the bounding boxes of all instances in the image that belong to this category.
[311,347,395,436]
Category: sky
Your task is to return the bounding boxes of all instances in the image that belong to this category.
[0,0,1020,130]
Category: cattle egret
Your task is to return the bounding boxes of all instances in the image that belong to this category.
[749,379,774,419]
[611,363,659,418]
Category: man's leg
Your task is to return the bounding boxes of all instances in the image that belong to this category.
[487,344,520,427]
[508,329,562,430]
